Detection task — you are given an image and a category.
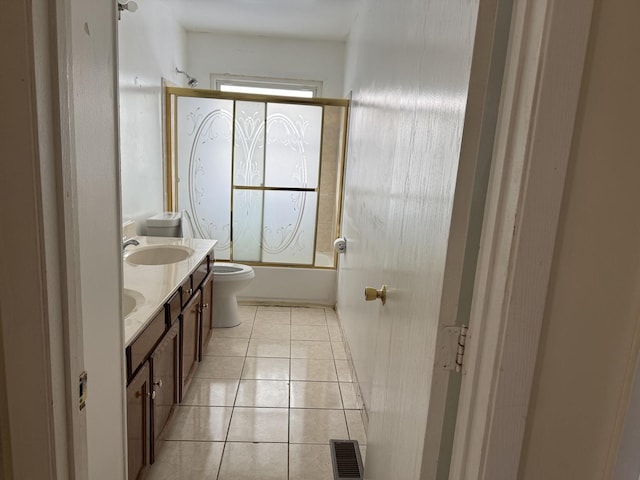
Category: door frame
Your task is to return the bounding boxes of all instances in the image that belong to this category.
[1,0,598,478]
[0,0,88,478]
[449,0,595,479]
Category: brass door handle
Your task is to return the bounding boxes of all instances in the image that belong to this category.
[364,285,387,305]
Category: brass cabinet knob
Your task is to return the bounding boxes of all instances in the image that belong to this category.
[153,380,163,388]
[364,285,387,305]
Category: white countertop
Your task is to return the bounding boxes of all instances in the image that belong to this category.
[123,236,217,346]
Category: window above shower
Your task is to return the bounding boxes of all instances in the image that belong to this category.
[211,74,323,98]
[165,87,348,269]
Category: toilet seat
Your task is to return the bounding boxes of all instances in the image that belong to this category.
[212,262,255,282]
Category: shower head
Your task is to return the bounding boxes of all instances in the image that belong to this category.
[176,68,198,88]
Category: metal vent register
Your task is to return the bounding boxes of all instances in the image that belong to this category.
[330,439,364,479]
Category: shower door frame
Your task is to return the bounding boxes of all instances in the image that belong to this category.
[164,87,349,269]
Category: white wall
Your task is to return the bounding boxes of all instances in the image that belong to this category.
[187,32,346,97]
[118,0,187,232]
[519,0,640,478]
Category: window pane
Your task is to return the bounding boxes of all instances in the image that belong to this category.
[234,101,265,187]
[261,190,318,265]
[232,189,263,262]
[176,96,233,260]
[264,103,322,188]
[220,84,314,98]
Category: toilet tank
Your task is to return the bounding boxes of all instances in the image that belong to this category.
[146,212,182,237]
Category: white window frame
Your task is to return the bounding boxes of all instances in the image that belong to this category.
[210,73,323,98]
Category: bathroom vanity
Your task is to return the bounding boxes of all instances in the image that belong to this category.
[122,236,216,480]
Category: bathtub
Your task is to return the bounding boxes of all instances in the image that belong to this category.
[237,253,337,306]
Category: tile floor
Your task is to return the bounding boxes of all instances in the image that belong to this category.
[148,305,367,480]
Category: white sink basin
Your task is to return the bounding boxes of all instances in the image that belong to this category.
[123,289,144,318]
[125,245,194,266]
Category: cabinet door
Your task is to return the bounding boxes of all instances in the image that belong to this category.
[181,289,201,400]
[150,322,179,462]
[127,362,150,480]
[199,271,214,360]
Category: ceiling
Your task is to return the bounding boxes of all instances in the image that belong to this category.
[161,0,362,41]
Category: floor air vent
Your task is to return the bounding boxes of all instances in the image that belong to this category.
[330,439,364,479]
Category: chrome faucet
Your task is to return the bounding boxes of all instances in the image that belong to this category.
[122,237,140,252]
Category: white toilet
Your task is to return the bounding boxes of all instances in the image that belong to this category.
[212,263,255,328]
[147,212,255,328]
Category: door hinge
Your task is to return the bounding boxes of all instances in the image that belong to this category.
[440,325,469,373]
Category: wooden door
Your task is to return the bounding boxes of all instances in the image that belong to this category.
[338,0,496,478]
[150,322,179,462]
[126,362,150,480]
[181,289,201,400]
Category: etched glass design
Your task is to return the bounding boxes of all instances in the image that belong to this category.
[234,101,265,187]
[265,103,322,188]
[232,189,263,262]
[261,191,318,265]
[176,96,233,260]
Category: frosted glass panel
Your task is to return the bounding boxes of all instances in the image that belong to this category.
[176,96,233,260]
[232,189,263,262]
[262,191,318,265]
[265,103,322,188]
[234,101,265,187]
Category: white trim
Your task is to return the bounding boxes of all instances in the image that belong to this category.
[449,0,594,478]
[53,0,89,476]
[0,0,78,477]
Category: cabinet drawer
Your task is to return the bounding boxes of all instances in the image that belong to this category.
[180,277,193,308]
[191,255,210,291]
[128,309,166,379]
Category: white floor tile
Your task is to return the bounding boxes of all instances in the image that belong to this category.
[290,381,343,409]
[247,338,291,358]
[289,444,334,480]
[181,378,239,407]
[339,382,358,409]
[331,342,347,360]
[251,323,291,340]
[147,441,224,480]
[163,406,232,441]
[345,409,367,445]
[218,442,288,480]
[242,356,290,380]
[227,407,289,442]
[212,321,254,338]
[291,325,330,341]
[289,408,348,444]
[235,379,290,408]
[291,340,333,359]
[204,337,249,357]
[334,359,353,382]
[290,358,338,382]
[194,356,245,379]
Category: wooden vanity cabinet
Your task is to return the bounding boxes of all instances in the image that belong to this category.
[127,361,150,480]
[180,288,201,401]
[199,271,214,360]
[150,321,179,462]
[125,248,215,472]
